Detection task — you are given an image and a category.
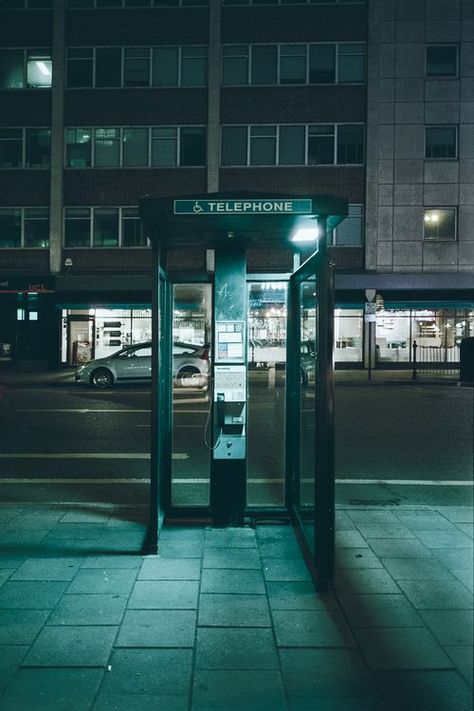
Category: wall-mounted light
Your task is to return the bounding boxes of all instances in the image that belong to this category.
[36,61,51,76]
[290,225,320,243]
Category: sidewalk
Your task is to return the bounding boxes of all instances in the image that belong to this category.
[0,503,472,711]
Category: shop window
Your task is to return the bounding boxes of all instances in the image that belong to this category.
[280,44,307,84]
[251,45,277,85]
[337,124,364,164]
[426,45,458,77]
[222,45,249,86]
[309,44,335,83]
[26,50,52,88]
[425,126,457,159]
[123,128,149,166]
[250,125,277,165]
[333,204,363,246]
[24,208,49,247]
[0,129,23,167]
[25,128,51,167]
[64,207,91,247]
[67,48,94,87]
[423,208,456,240]
[279,125,305,165]
[66,128,92,167]
[124,47,150,87]
[95,48,121,87]
[221,126,247,166]
[308,124,335,164]
[151,127,178,166]
[122,208,146,246]
[0,49,24,89]
[94,128,120,167]
[0,208,21,248]
[338,43,365,83]
[152,47,179,86]
[181,46,207,87]
[334,309,363,363]
[376,310,410,363]
[93,208,119,247]
[180,127,206,166]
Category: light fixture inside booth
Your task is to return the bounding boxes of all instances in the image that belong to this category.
[290,219,321,243]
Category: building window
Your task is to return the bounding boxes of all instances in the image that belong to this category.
[122,208,146,246]
[280,44,307,84]
[0,209,22,248]
[153,47,179,86]
[151,127,178,166]
[222,45,248,86]
[181,46,207,86]
[222,0,364,4]
[337,43,365,83]
[93,207,119,247]
[123,128,149,166]
[309,44,335,83]
[67,48,94,87]
[425,126,457,159]
[94,128,120,167]
[423,208,456,240]
[124,47,150,87]
[251,45,278,85]
[223,42,365,85]
[308,124,335,164]
[0,49,24,88]
[222,123,364,166]
[66,128,92,167]
[24,208,49,247]
[25,128,51,167]
[0,1,52,7]
[0,129,23,167]
[180,127,206,165]
[0,207,49,248]
[26,49,52,87]
[278,125,305,165]
[95,48,121,87]
[249,125,277,165]
[68,0,208,6]
[332,204,363,246]
[426,45,458,77]
[336,124,364,164]
[64,208,91,247]
[64,207,148,247]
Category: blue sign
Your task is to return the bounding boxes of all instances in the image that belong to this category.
[174,199,313,216]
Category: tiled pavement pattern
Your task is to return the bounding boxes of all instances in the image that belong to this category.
[0,504,472,711]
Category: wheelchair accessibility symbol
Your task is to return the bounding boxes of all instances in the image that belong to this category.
[193,201,204,214]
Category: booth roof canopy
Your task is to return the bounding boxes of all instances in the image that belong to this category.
[139,193,348,248]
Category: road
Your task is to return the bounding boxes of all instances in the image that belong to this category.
[0,373,472,508]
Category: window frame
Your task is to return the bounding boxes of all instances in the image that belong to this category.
[423,208,457,241]
[0,47,52,90]
[0,127,51,169]
[0,207,50,249]
[63,206,148,248]
[425,44,459,78]
[424,125,458,160]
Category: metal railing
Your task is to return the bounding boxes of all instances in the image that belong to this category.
[412,340,460,380]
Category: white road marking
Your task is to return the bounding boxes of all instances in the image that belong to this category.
[0,477,471,486]
[0,452,187,460]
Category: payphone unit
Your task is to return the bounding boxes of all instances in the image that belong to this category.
[213,322,247,460]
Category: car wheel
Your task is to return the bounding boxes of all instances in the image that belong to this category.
[90,368,114,389]
[177,367,205,389]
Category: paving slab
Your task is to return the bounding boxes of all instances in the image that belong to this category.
[201,568,266,594]
[353,627,454,671]
[337,593,424,628]
[266,580,338,611]
[279,648,370,699]
[195,627,279,670]
[396,579,474,610]
[23,625,118,667]
[372,670,473,711]
[0,581,68,609]
[128,580,199,609]
[93,693,189,711]
[192,669,287,711]
[66,568,138,595]
[0,609,50,645]
[10,557,83,581]
[380,556,458,581]
[47,594,128,626]
[272,609,355,648]
[0,668,104,711]
[202,547,261,569]
[97,648,193,696]
[116,609,196,647]
[138,557,201,580]
[198,593,271,627]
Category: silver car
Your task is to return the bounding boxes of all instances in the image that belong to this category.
[75,341,210,389]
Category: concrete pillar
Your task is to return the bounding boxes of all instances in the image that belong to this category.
[207,0,221,194]
[49,0,66,275]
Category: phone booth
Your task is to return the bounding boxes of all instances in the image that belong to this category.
[140,193,347,589]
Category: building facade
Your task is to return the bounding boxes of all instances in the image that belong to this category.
[0,0,472,368]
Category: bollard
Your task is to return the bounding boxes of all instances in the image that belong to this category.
[412,340,417,381]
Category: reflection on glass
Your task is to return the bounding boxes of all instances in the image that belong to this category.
[298,276,317,552]
[247,282,287,507]
[171,284,212,507]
